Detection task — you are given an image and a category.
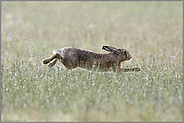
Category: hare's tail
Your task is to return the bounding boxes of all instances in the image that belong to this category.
[53,49,60,54]
[53,49,65,57]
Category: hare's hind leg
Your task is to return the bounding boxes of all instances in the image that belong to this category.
[43,58,51,64]
[48,59,58,67]
[43,53,62,64]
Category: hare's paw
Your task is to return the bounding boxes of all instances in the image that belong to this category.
[134,67,141,71]
[43,59,50,64]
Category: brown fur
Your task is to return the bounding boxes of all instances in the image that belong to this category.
[43,46,141,72]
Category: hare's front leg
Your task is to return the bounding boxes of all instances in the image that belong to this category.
[112,63,121,72]
[43,53,62,64]
[123,67,141,72]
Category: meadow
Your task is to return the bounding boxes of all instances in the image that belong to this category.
[1,1,183,122]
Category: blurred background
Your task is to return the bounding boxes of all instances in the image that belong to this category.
[2,1,182,64]
[1,1,183,121]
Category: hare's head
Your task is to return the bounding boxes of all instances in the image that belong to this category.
[102,46,132,61]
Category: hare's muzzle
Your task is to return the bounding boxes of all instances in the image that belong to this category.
[128,56,132,60]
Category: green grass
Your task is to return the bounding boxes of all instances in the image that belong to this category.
[1,1,183,122]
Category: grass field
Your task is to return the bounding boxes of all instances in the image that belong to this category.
[1,1,183,122]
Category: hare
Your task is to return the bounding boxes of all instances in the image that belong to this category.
[42,46,141,72]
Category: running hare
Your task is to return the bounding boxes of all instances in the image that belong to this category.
[43,46,141,72]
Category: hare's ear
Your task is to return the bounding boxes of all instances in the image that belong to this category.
[102,46,118,53]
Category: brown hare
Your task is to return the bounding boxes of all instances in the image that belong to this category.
[42,46,141,72]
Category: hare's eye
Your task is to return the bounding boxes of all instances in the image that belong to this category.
[123,51,126,54]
